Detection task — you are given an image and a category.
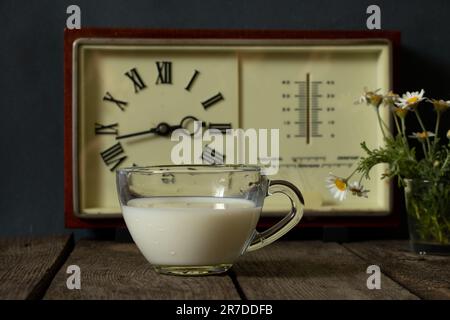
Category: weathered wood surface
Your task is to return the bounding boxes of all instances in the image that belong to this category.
[344,241,450,300]
[3,236,449,300]
[44,240,241,300]
[232,241,418,300]
[0,235,74,300]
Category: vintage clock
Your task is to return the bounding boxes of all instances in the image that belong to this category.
[64,29,400,228]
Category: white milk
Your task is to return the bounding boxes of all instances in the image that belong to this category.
[123,197,261,266]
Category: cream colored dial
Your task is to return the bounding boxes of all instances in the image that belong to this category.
[77,46,239,215]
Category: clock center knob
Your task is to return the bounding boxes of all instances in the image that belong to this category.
[156,122,171,136]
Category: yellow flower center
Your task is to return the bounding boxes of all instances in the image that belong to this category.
[368,94,382,106]
[395,108,408,118]
[335,179,347,191]
[407,96,419,104]
[417,131,428,139]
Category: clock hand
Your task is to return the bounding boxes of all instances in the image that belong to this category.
[116,123,173,140]
[116,116,203,140]
[115,127,157,140]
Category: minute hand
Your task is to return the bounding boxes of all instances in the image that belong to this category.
[115,128,157,140]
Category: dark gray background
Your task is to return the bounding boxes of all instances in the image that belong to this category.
[1,0,449,237]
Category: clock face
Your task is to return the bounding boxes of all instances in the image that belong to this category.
[78,46,239,214]
[73,38,393,218]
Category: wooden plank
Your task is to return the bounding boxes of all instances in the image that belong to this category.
[344,241,450,300]
[44,240,241,300]
[232,241,418,300]
[0,235,74,300]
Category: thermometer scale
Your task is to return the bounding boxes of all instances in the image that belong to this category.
[240,44,393,216]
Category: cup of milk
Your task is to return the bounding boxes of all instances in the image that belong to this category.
[116,165,305,276]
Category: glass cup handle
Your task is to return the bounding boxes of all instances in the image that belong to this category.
[246,180,305,252]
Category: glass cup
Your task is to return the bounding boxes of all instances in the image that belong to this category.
[116,165,305,276]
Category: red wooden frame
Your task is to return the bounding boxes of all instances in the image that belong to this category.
[64,28,401,229]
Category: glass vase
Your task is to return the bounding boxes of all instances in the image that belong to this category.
[404,179,450,255]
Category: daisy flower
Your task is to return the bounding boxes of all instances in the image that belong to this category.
[427,98,450,113]
[355,88,383,107]
[396,89,425,110]
[409,131,436,142]
[349,182,369,198]
[383,91,399,108]
[391,105,408,119]
[326,173,348,201]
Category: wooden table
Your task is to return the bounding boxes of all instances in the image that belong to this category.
[1,235,449,300]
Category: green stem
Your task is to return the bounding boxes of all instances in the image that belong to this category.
[377,106,392,138]
[413,202,421,220]
[392,111,411,152]
[433,216,443,243]
[441,154,449,173]
[393,111,402,136]
[414,111,431,157]
[400,118,410,149]
[376,107,387,140]
[381,117,392,137]
[434,112,441,149]
[358,174,365,185]
[346,167,359,181]
[421,142,427,160]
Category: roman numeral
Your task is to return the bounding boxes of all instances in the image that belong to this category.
[95,123,118,135]
[156,61,172,84]
[202,92,224,110]
[209,123,232,134]
[100,142,127,171]
[161,172,175,184]
[103,92,128,111]
[201,145,225,165]
[125,68,147,93]
[185,70,200,91]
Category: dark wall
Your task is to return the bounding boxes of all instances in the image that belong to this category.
[1,0,449,236]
